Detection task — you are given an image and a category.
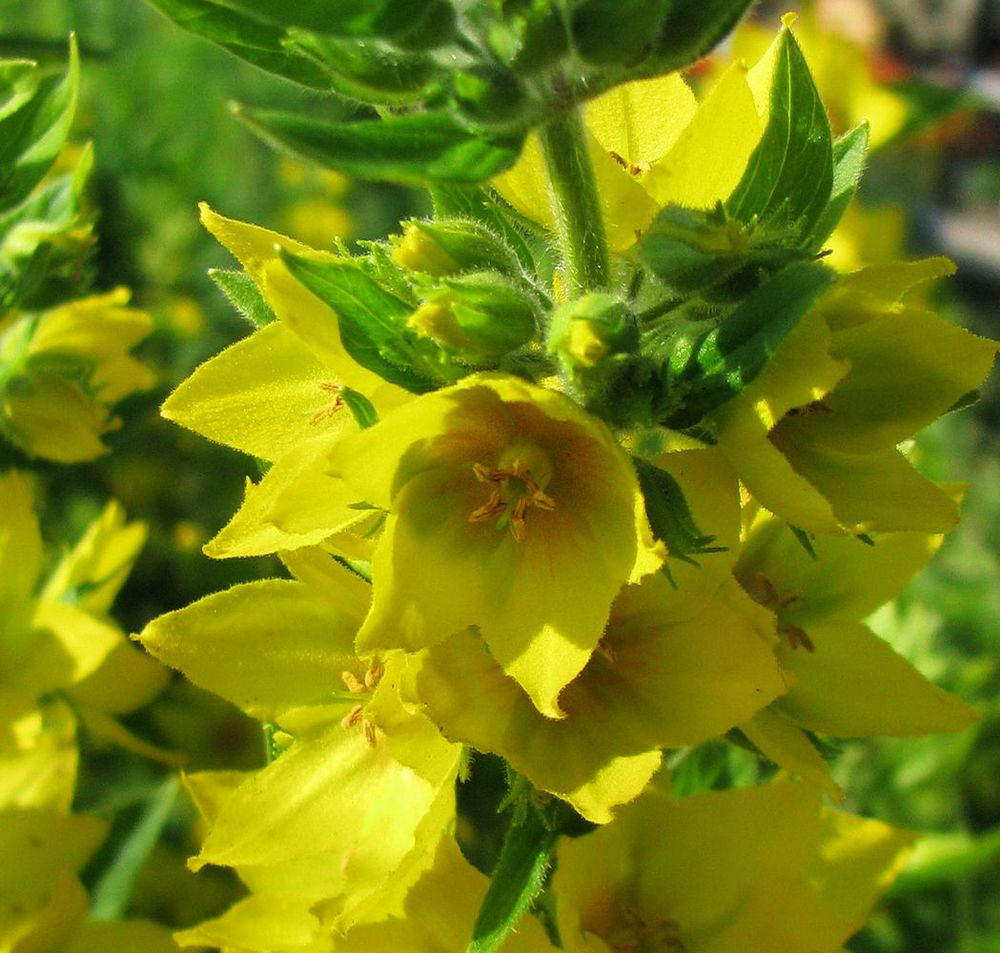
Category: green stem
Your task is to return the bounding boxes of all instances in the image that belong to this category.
[539,105,610,294]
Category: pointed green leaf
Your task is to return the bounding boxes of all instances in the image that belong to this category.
[235,106,523,185]
[727,27,833,242]
[663,262,835,428]
[0,36,78,213]
[647,0,756,75]
[804,122,869,252]
[280,249,443,392]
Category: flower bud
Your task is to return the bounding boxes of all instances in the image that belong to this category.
[548,292,637,371]
[392,220,522,277]
[407,272,537,363]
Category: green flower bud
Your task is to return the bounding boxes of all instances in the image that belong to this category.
[392,220,523,277]
[548,292,638,372]
[407,272,537,363]
[570,0,670,67]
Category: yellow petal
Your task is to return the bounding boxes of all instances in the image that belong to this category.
[0,471,42,608]
[774,620,979,737]
[174,894,321,951]
[137,579,364,721]
[643,62,765,210]
[162,321,342,462]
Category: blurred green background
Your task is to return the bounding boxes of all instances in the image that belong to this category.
[1,0,998,948]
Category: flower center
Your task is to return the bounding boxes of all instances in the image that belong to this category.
[468,455,555,542]
[604,903,685,953]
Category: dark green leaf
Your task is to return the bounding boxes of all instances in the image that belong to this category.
[0,36,78,214]
[285,31,444,105]
[219,0,456,48]
[280,249,440,392]
[634,458,724,573]
[788,524,817,559]
[646,0,755,75]
[570,0,671,67]
[235,105,523,185]
[209,268,276,326]
[727,27,833,242]
[804,121,869,252]
[145,0,331,87]
[661,262,835,428]
[468,804,559,953]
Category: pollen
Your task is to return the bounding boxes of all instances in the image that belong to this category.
[469,457,555,541]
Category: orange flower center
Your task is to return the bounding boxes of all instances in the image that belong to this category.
[468,457,555,541]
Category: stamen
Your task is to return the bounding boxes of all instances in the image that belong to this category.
[781,624,816,652]
[311,380,344,424]
[468,457,555,540]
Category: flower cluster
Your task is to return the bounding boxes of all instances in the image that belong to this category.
[133,14,995,953]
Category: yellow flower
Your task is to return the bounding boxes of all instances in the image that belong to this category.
[709,261,998,534]
[735,509,978,794]
[552,778,914,953]
[0,289,154,462]
[138,548,460,932]
[0,472,168,787]
[407,446,784,822]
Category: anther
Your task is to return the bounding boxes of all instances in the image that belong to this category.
[311,381,344,424]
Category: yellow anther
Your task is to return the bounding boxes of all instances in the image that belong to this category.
[342,670,365,693]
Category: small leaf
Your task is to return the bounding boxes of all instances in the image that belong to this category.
[280,249,441,392]
[339,386,378,428]
[634,457,724,571]
[145,0,331,87]
[804,121,870,252]
[235,106,523,185]
[209,267,276,326]
[86,776,180,920]
[727,26,833,242]
[468,803,559,953]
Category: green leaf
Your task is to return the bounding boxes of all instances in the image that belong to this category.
[889,826,1000,894]
[209,267,277,327]
[804,121,870,252]
[145,0,331,87]
[633,457,724,572]
[661,261,835,428]
[468,803,559,953]
[284,31,445,106]
[280,249,441,392]
[235,105,523,185]
[219,0,456,48]
[646,0,755,75]
[570,0,671,68]
[727,27,833,242]
[0,35,79,214]
[87,776,180,920]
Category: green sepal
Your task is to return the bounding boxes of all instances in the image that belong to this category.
[280,248,445,392]
[234,105,523,185]
[143,0,330,88]
[339,386,379,428]
[633,457,724,572]
[394,218,526,279]
[0,35,79,214]
[656,261,836,429]
[429,184,537,272]
[467,798,561,953]
[469,0,569,73]
[639,203,810,300]
[803,121,870,253]
[209,267,277,327]
[284,30,445,105]
[727,26,834,243]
